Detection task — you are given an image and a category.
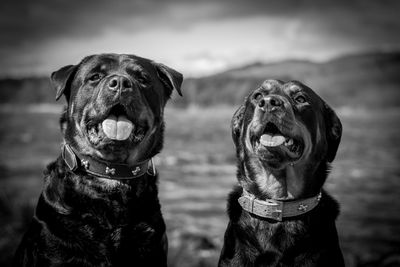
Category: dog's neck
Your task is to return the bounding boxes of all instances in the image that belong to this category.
[44,157,161,217]
[237,187,322,221]
[238,159,326,221]
[242,160,320,201]
[62,143,156,180]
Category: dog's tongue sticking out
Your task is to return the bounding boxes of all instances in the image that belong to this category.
[260,134,285,147]
[102,115,134,140]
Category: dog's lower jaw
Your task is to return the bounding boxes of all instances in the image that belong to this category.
[242,139,318,200]
[72,133,131,163]
[67,120,158,164]
[246,136,304,172]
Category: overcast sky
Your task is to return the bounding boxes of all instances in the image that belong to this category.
[1,0,400,77]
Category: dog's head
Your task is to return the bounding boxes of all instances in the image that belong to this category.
[232,80,342,199]
[52,53,183,164]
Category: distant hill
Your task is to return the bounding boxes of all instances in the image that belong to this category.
[173,51,400,108]
[1,51,400,108]
[0,77,53,104]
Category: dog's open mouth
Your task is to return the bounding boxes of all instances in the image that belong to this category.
[87,104,147,145]
[255,121,303,159]
[101,104,134,141]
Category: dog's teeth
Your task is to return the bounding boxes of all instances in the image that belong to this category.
[116,116,134,140]
[260,134,285,147]
[291,144,298,152]
[285,138,294,146]
[102,115,118,139]
[102,115,134,140]
[89,127,96,135]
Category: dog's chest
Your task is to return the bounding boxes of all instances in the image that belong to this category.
[74,193,159,257]
[243,216,308,251]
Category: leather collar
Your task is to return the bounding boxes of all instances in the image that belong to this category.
[61,144,156,180]
[238,188,322,221]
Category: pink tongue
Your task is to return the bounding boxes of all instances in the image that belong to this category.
[102,115,134,140]
[260,134,286,147]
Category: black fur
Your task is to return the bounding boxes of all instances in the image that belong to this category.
[219,187,344,267]
[219,80,345,266]
[15,158,167,266]
[14,54,183,266]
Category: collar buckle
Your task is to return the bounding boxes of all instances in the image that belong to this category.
[146,158,157,176]
[253,199,283,221]
[62,144,78,171]
[238,188,322,221]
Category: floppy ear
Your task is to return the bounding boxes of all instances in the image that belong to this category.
[324,103,342,162]
[231,104,246,147]
[154,63,183,97]
[51,65,77,101]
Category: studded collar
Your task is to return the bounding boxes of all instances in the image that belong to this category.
[238,188,322,221]
[61,144,156,180]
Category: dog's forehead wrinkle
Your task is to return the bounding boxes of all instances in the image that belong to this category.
[286,82,301,91]
[127,64,147,74]
[80,54,153,77]
[82,56,117,72]
[99,64,109,72]
[285,87,302,97]
[261,79,283,90]
[122,56,155,73]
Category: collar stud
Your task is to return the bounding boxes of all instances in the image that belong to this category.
[81,159,90,169]
[298,204,308,212]
[316,192,322,202]
[132,166,141,175]
[105,166,116,175]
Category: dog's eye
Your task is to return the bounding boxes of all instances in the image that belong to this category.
[295,95,307,104]
[136,74,151,87]
[137,77,147,84]
[89,73,101,82]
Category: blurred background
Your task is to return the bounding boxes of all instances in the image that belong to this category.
[1,0,400,266]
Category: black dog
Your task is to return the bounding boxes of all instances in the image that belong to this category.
[219,80,345,266]
[14,54,183,266]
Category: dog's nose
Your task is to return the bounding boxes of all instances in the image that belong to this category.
[107,76,133,93]
[258,96,283,111]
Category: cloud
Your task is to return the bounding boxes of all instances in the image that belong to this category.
[1,0,400,76]
[0,16,359,76]
[5,0,399,47]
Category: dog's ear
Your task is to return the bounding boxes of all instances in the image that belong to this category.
[51,65,78,101]
[231,104,246,147]
[154,62,183,97]
[324,103,342,162]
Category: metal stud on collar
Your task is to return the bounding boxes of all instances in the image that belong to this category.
[131,166,141,175]
[298,204,309,212]
[81,159,89,169]
[316,192,322,202]
[105,167,116,175]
